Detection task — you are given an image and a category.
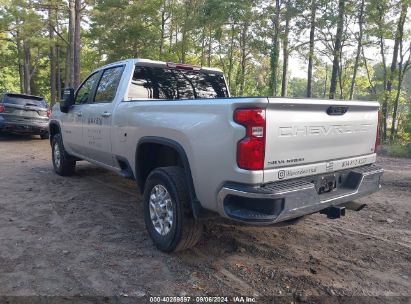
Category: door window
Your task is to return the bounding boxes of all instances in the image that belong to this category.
[75,72,100,104]
[94,66,124,103]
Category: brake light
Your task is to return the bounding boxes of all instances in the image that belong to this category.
[47,109,51,118]
[166,62,201,71]
[0,104,4,113]
[234,108,266,170]
[375,110,380,152]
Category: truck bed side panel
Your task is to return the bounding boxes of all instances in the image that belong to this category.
[112,97,268,212]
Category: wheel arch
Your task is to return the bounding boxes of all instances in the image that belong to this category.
[135,136,207,218]
[48,121,61,145]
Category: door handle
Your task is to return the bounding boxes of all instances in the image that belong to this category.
[101,111,111,118]
[75,111,83,117]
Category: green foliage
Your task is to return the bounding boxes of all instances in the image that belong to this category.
[381,144,411,158]
[0,33,20,92]
[0,0,409,141]
[288,77,306,97]
[404,107,411,134]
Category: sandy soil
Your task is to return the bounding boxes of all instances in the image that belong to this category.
[0,133,410,302]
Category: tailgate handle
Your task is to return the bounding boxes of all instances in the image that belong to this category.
[327,106,348,115]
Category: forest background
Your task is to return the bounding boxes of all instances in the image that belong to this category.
[0,0,410,153]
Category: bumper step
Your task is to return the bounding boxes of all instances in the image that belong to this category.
[218,165,384,224]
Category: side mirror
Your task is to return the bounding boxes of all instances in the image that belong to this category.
[60,88,75,113]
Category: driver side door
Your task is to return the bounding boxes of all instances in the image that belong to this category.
[81,65,125,167]
[60,71,100,157]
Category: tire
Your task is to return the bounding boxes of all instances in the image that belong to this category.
[52,134,76,176]
[40,132,49,140]
[143,166,203,252]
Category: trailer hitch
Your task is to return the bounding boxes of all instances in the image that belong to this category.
[320,206,346,219]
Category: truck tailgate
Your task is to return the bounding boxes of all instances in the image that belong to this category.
[264,98,379,182]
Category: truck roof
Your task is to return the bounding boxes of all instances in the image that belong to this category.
[97,58,224,74]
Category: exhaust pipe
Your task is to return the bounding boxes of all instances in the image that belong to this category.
[341,201,367,211]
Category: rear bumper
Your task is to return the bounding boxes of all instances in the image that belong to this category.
[217,164,383,224]
[0,117,48,134]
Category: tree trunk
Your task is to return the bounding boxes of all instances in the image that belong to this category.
[390,43,410,142]
[56,2,62,99]
[200,27,206,66]
[281,16,290,97]
[159,0,167,60]
[329,0,345,99]
[174,25,178,46]
[227,24,235,88]
[49,2,57,107]
[23,40,31,94]
[207,28,212,67]
[56,45,61,100]
[362,46,376,95]
[73,0,81,88]
[269,0,280,96]
[159,13,165,60]
[168,10,173,53]
[388,0,409,142]
[64,45,71,88]
[323,67,328,98]
[390,68,405,141]
[180,1,191,64]
[239,23,248,96]
[65,0,75,88]
[306,0,316,98]
[378,19,388,140]
[387,0,408,93]
[217,37,227,76]
[338,54,344,99]
[15,28,24,94]
[349,0,365,100]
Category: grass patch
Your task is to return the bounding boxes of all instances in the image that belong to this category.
[380,144,411,158]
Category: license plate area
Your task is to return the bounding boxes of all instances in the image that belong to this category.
[317,174,337,194]
[304,168,366,196]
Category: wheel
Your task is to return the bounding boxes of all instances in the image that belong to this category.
[40,132,49,140]
[143,166,203,252]
[52,134,76,176]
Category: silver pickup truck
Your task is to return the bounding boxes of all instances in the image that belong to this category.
[49,58,383,252]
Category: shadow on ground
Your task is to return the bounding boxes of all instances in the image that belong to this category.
[0,133,43,141]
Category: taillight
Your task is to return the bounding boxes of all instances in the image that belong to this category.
[0,104,4,113]
[375,110,380,152]
[47,109,51,118]
[166,62,201,71]
[234,108,266,170]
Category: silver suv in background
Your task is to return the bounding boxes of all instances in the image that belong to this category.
[0,93,50,139]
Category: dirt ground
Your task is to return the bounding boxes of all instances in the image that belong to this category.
[0,133,410,302]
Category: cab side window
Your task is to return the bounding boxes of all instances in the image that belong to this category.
[94,66,124,103]
[75,72,99,104]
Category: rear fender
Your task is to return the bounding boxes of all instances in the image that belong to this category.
[136,136,215,219]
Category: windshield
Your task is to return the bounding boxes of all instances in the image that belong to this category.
[128,66,229,100]
[3,94,47,108]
